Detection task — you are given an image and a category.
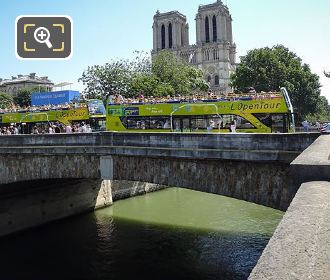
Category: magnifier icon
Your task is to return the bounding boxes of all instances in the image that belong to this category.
[34,27,53,49]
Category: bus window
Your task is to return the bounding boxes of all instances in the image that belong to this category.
[221,115,233,129]
[207,116,222,130]
[149,117,171,129]
[173,118,181,132]
[191,117,207,131]
[272,114,287,133]
[182,118,190,132]
[87,100,106,115]
[172,117,191,132]
[89,118,106,131]
[124,116,150,130]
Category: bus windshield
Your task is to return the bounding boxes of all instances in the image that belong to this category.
[87,99,106,116]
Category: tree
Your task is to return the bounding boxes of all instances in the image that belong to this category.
[324,71,330,78]
[13,86,48,107]
[151,50,208,95]
[231,45,325,119]
[79,50,208,100]
[305,95,330,123]
[13,89,32,107]
[79,62,132,99]
[0,92,13,109]
[79,51,151,100]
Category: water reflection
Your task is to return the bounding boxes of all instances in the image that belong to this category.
[0,188,283,280]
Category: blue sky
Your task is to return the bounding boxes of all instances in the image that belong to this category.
[1,0,330,99]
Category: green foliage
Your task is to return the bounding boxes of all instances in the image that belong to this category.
[79,62,132,99]
[13,86,48,107]
[79,51,151,99]
[80,50,208,99]
[231,45,326,120]
[13,89,32,107]
[0,92,13,109]
[305,96,330,123]
[130,74,160,97]
[151,50,208,95]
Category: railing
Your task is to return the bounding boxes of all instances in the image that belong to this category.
[108,93,283,106]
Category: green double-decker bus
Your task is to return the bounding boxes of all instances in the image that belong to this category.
[106,88,295,133]
[0,99,106,133]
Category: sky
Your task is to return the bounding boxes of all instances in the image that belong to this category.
[1,0,330,99]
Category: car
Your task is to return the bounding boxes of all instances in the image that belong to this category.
[320,123,330,134]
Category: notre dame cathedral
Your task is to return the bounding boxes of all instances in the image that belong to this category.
[152,0,236,93]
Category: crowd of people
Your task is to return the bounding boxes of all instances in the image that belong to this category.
[108,90,282,105]
[0,90,281,114]
[0,103,87,114]
[301,120,324,132]
[0,122,92,135]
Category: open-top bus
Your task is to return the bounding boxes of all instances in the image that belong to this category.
[0,99,106,134]
[106,88,295,133]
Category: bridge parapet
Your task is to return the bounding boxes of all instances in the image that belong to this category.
[0,132,319,162]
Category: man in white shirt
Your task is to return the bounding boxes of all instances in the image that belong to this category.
[81,122,87,133]
[48,126,54,134]
[86,124,92,133]
[66,125,72,133]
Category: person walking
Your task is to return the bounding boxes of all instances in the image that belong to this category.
[302,120,310,132]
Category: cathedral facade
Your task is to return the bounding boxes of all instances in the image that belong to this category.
[152,0,236,93]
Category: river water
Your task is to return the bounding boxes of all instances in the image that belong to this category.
[0,188,283,280]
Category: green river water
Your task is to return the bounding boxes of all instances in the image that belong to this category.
[0,187,283,280]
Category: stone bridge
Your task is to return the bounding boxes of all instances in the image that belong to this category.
[0,132,318,237]
[3,132,330,279]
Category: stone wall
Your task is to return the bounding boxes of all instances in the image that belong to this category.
[110,180,168,201]
[113,156,292,210]
[249,181,330,280]
[248,135,330,279]
[0,178,167,237]
[0,179,111,237]
[0,154,100,185]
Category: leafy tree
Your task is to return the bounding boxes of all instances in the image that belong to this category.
[13,86,48,107]
[79,62,132,99]
[151,50,208,95]
[79,50,208,100]
[79,51,151,99]
[130,74,160,97]
[231,45,325,119]
[13,89,32,107]
[0,92,13,109]
[305,96,330,123]
[324,71,330,78]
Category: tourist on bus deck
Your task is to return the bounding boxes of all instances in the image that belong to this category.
[138,92,145,102]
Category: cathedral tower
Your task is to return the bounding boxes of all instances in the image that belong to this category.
[152,1,236,93]
[153,10,189,51]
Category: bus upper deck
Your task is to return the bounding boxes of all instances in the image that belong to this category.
[0,99,106,134]
[106,88,295,133]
